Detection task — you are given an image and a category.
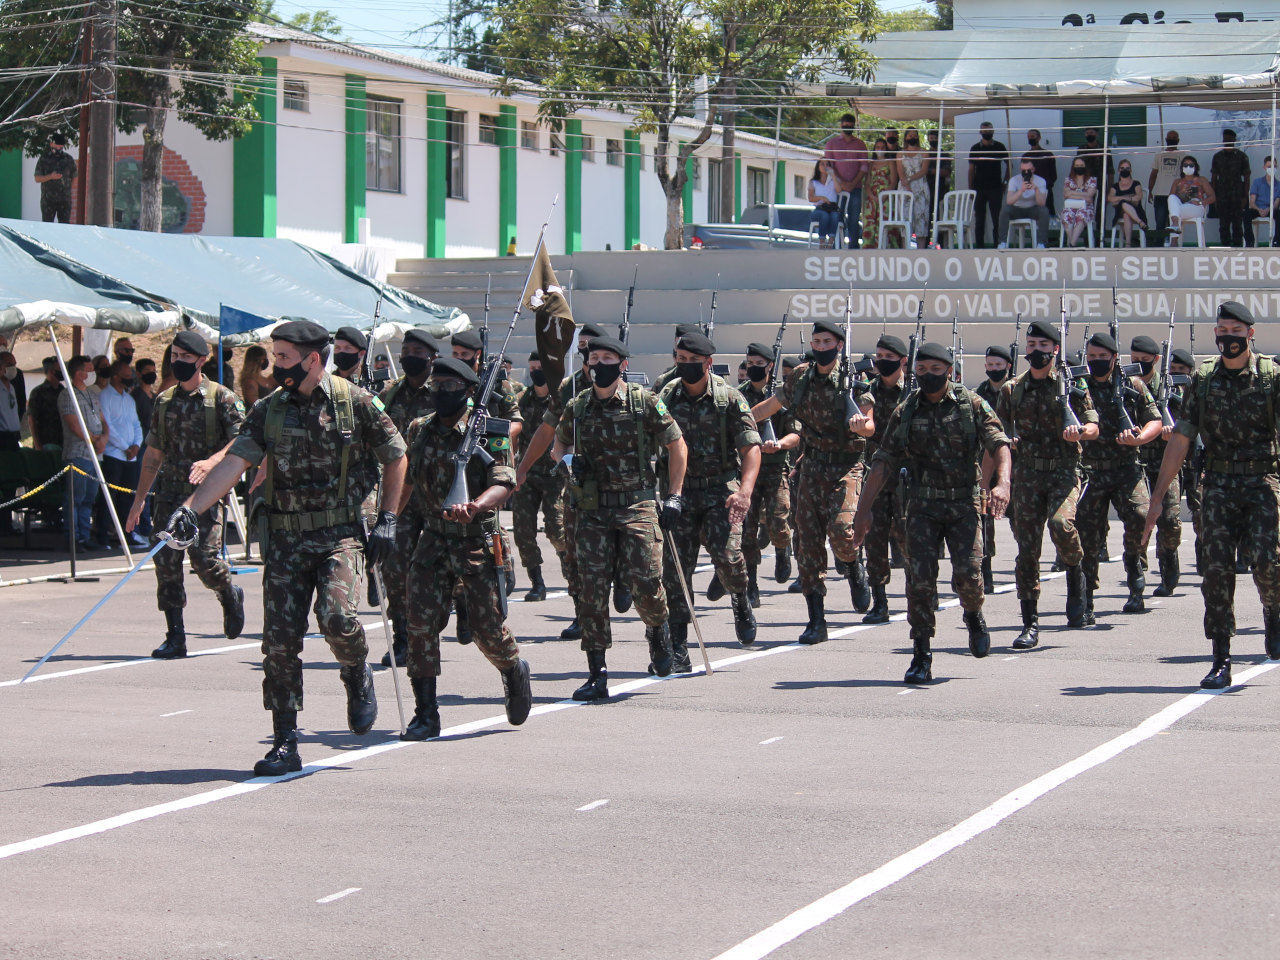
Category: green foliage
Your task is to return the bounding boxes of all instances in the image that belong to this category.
[257,1,345,38]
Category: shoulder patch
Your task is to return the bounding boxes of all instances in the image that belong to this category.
[234,398,246,416]
[485,435,510,452]
[654,398,669,417]
[372,396,386,412]
[736,398,751,415]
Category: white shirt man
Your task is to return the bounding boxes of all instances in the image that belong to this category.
[997,161,1050,248]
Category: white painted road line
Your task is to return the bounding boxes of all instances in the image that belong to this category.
[315,887,361,904]
[707,659,1280,960]
[576,799,609,812]
[759,737,783,746]
[159,710,192,718]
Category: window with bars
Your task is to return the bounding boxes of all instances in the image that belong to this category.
[479,114,498,145]
[521,121,539,151]
[366,97,402,193]
[282,79,308,112]
[606,138,623,166]
[445,109,465,199]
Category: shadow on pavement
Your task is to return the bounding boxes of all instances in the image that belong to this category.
[46,768,249,788]
[773,678,955,690]
[1060,684,1200,696]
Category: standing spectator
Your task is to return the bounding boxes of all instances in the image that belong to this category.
[99,358,147,548]
[925,129,952,194]
[884,128,900,159]
[57,355,107,551]
[968,121,1009,247]
[28,357,64,451]
[1075,127,1114,234]
[1211,128,1252,248]
[823,114,869,248]
[1148,130,1183,236]
[807,159,842,248]
[0,352,19,534]
[1023,129,1058,217]
[132,357,158,536]
[862,137,897,248]
[1167,156,1214,245]
[0,335,25,418]
[896,127,931,245]
[113,338,135,364]
[88,355,111,400]
[239,344,274,407]
[33,132,76,223]
[1249,156,1279,246]
[1061,159,1099,247]
[1107,159,1148,247]
[996,158,1049,248]
[158,345,177,393]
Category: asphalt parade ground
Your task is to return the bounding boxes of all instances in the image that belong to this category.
[2,516,1278,960]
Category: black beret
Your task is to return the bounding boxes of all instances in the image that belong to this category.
[811,320,845,341]
[675,322,702,338]
[1217,300,1254,325]
[587,335,629,359]
[803,348,817,362]
[51,133,67,145]
[272,319,330,349]
[782,355,802,370]
[335,326,367,350]
[429,356,479,385]
[985,345,1013,364]
[1171,348,1194,367]
[876,334,908,357]
[915,341,954,366]
[1088,332,1118,353]
[528,351,541,363]
[745,342,773,361]
[502,354,514,365]
[676,332,715,357]
[1026,320,1061,345]
[402,328,439,353]
[452,330,483,352]
[172,329,209,357]
[1130,335,1160,355]
[578,322,605,339]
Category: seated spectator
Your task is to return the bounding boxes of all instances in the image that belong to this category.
[1107,160,1148,246]
[99,358,147,548]
[1061,159,1098,246]
[1167,155,1214,244]
[1249,156,1280,247]
[807,158,842,248]
[28,356,64,451]
[997,158,1050,249]
[113,337,135,364]
[240,344,274,407]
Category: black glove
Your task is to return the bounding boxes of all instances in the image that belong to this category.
[365,510,397,567]
[165,505,199,546]
[659,494,684,531]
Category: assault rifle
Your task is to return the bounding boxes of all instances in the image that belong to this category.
[1010,312,1022,376]
[841,283,874,419]
[360,290,387,389]
[1058,289,1088,432]
[951,313,964,384]
[619,265,648,384]
[1105,276,1142,434]
[904,287,926,392]
[703,281,730,376]
[1158,310,1191,429]
[760,311,788,445]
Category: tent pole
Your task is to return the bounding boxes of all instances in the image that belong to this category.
[1102,95,1111,240]
[931,101,944,248]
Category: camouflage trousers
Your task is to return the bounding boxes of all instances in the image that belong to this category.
[1142,465,1182,555]
[381,499,424,640]
[1009,464,1083,598]
[575,501,668,651]
[260,532,369,712]
[1077,463,1150,590]
[512,471,567,570]
[1199,474,1280,639]
[151,495,232,611]
[1183,462,1203,543]
[561,504,580,595]
[664,481,746,622]
[864,477,906,586]
[406,529,520,678]
[742,465,791,567]
[905,497,984,639]
[795,460,863,596]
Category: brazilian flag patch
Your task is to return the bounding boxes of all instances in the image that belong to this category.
[234,398,246,416]
[654,398,669,417]
[372,397,386,412]
[486,436,511,452]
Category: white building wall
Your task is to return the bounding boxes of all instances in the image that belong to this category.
[275,67,346,253]
[363,79,427,260]
[445,90,499,259]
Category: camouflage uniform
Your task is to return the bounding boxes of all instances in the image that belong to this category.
[555,383,681,650]
[541,369,592,596]
[145,377,244,611]
[739,381,795,567]
[862,374,907,586]
[974,376,1007,564]
[378,376,435,640]
[874,382,1010,637]
[1138,370,1186,572]
[228,374,406,711]
[402,408,521,678]
[35,147,76,222]
[658,376,761,623]
[1174,354,1280,641]
[514,384,567,571]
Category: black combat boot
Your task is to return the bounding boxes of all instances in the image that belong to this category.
[219,584,245,639]
[775,545,792,583]
[981,556,995,595]
[400,676,440,741]
[964,609,991,658]
[339,662,378,735]
[646,623,674,676]
[1012,596,1039,649]
[1265,607,1280,661]
[1201,637,1232,690]
[152,608,187,659]
[613,579,633,613]
[706,572,726,602]
[1083,580,1096,627]
[524,566,547,602]
[746,564,761,609]
[787,576,803,594]
[669,622,693,673]
[502,658,532,725]
[1152,551,1179,597]
[848,557,872,613]
[1236,548,1251,575]
[904,634,933,684]
[731,592,757,646]
[253,709,302,776]
[862,583,890,625]
[560,596,583,640]
[455,599,473,644]
[1065,564,1086,627]
[799,593,828,644]
[1098,543,1110,564]
[380,615,407,667]
[1122,554,1146,613]
[572,649,609,701]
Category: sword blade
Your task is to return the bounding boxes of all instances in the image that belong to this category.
[664,536,712,677]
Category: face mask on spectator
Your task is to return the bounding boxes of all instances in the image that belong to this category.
[1028,135,1040,146]
[980,130,993,141]
[1072,165,1086,176]
[1085,132,1098,143]
[1266,166,1274,179]
[2,366,15,381]
[1183,165,1195,176]
[1119,166,1131,177]
[905,135,919,147]
[140,371,157,385]
[1166,138,1179,147]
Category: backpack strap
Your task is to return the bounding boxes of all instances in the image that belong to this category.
[153,384,179,449]
[261,389,288,508]
[330,375,356,502]
[380,377,405,414]
[201,379,218,449]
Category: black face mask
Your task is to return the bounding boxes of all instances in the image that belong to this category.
[1085,134,1098,143]
[590,362,622,389]
[918,371,948,394]
[1216,334,1249,359]
[1026,350,1054,371]
[1088,358,1114,380]
[54,367,64,382]
[433,386,469,417]
[400,355,430,378]
[1072,167,1086,177]
[875,357,902,377]
[272,358,310,392]
[1028,137,1040,147]
[1119,168,1132,177]
[117,352,134,362]
[905,136,919,147]
[1167,139,1179,147]
[986,367,1008,383]
[578,347,590,362]
[529,368,546,387]
[981,131,993,141]
[333,351,361,371]
[677,361,707,384]
[119,377,136,388]
[745,365,768,383]
[1136,360,1155,376]
[172,359,199,383]
[811,346,840,367]
[140,370,157,385]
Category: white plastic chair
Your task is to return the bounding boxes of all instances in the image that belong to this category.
[1058,219,1095,248]
[1253,217,1273,246]
[1170,217,1207,247]
[877,190,913,249]
[1008,218,1037,248]
[1110,225,1146,248]
[934,190,976,249]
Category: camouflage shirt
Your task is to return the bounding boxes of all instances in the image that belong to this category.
[874,383,1010,493]
[1174,354,1280,469]
[974,377,1009,431]
[379,376,435,435]
[1081,375,1158,468]
[35,148,76,202]
[739,381,797,468]
[659,375,760,481]
[1136,370,1181,467]
[865,374,906,459]
[555,383,681,492]
[996,370,1098,466]
[517,385,559,476]
[404,408,514,534]
[145,377,245,494]
[775,363,868,458]
[542,368,592,429]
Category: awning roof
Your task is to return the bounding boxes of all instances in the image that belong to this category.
[820,23,1280,121]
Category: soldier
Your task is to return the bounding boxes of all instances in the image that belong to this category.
[975,345,1013,594]
[502,355,526,403]
[513,351,567,602]
[396,357,532,739]
[860,334,909,624]
[125,330,246,659]
[34,132,76,223]
[653,323,704,392]
[377,328,440,666]
[739,342,799,600]
[658,333,761,651]
[1169,348,1203,571]
[552,335,686,699]
[1143,301,1280,689]
[750,321,876,644]
[996,319,1099,648]
[1077,333,1160,619]
[781,353,807,595]
[853,342,1011,682]
[332,326,368,382]
[168,319,407,776]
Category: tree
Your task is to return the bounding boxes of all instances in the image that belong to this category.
[256,1,345,38]
[490,0,877,249]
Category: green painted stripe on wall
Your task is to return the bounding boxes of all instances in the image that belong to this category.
[624,130,640,249]
[682,147,694,225]
[775,160,786,205]
[564,118,582,254]
[0,149,22,219]
[498,105,517,255]
[344,74,367,244]
[426,91,446,258]
[734,151,742,222]
[232,57,277,237]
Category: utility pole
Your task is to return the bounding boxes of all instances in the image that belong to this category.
[718,22,736,224]
[87,0,116,226]
[75,18,92,224]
